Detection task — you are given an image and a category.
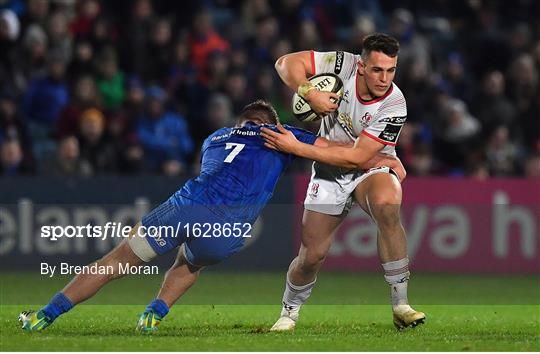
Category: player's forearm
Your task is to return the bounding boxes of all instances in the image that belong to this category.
[294,142,371,169]
[275,51,312,91]
[315,137,353,148]
[361,153,407,181]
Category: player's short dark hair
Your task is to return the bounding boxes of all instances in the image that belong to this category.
[361,33,400,61]
[238,99,279,125]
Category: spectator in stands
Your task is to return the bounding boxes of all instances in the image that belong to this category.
[441,99,480,141]
[346,15,376,53]
[524,154,540,178]
[507,54,537,114]
[1,138,33,175]
[200,93,235,140]
[67,40,94,81]
[78,107,117,174]
[108,77,145,175]
[485,125,521,176]
[42,135,92,177]
[224,69,250,115]
[0,91,32,158]
[19,24,48,87]
[0,9,21,93]
[22,49,68,138]
[110,76,145,138]
[20,0,49,31]
[46,11,72,64]
[167,35,197,110]
[95,47,124,110]
[206,49,230,91]
[408,143,436,176]
[443,52,473,103]
[120,0,154,77]
[137,86,193,174]
[188,8,229,85]
[471,70,516,137]
[435,98,481,171]
[295,18,321,53]
[70,0,100,40]
[246,15,279,66]
[468,163,491,180]
[388,8,431,84]
[180,49,230,128]
[143,18,173,84]
[56,75,100,138]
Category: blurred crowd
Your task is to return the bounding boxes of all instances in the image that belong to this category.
[0,0,539,178]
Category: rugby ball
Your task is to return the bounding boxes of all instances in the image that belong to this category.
[292,73,344,122]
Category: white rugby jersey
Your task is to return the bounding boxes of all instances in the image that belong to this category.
[311,50,407,156]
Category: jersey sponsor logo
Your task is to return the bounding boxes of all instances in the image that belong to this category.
[378,115,407,125]
[360,112,372,128]
[334,51,344,74]
[378,124,403,143]
[336,112,356,139]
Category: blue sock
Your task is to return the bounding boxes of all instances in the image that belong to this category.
[41,292,73,321]
[146,299,169,319]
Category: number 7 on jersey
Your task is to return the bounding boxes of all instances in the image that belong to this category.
[224,143,245,163]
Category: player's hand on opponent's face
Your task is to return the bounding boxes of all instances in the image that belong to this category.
[261,123,299,154]
[304,89,340,116]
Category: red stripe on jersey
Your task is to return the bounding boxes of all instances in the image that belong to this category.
[356,71,394,105]
[310,50,316,75]
[361,130,397,146]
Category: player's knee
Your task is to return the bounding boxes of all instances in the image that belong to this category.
[298,248,327,272]
[367,178,402,228]
[368,178,401,205]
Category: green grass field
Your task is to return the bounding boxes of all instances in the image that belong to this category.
[1,272,539,351]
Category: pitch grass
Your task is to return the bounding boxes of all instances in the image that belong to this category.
[0,272,539,351]
[1,304,539,351]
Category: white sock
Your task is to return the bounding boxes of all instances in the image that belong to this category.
[382,258,410,310]
[280,274,316,321]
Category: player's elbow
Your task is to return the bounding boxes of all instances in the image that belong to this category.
[274,55,286,75]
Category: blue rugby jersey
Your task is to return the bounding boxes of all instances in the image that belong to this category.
[175,122,316,223]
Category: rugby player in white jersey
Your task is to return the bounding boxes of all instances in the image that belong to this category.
[262,33,425,330]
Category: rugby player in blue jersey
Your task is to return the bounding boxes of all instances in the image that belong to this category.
[19,100,405,333]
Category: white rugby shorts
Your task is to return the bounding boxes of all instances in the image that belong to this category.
[304,162,398,215]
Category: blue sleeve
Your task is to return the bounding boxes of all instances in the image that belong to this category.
[283,125,317,145]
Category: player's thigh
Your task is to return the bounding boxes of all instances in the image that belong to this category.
[353,172,402,218]
[299,209,345,258]
[102,224,144,266]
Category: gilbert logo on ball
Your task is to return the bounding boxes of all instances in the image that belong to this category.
[292,73,344,122]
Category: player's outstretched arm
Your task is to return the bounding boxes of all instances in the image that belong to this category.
[303,136,405,180]
[275,51,339,115]
[262,124,386,171]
